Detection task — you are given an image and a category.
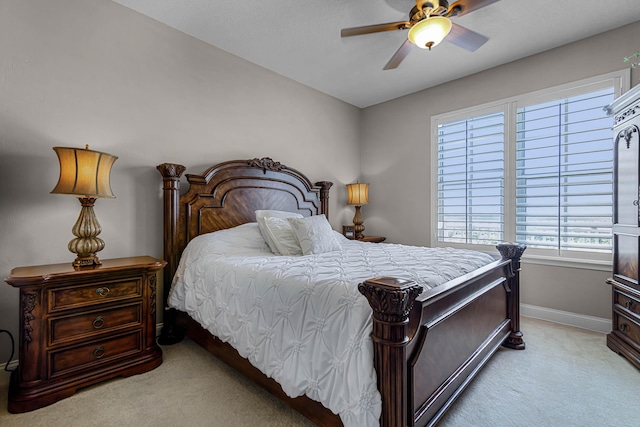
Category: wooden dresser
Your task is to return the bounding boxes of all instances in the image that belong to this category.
[606,85,640,370]
[5,256,166,412]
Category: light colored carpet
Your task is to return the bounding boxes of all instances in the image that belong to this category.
[0,317,637,427]
[439,317,638,427]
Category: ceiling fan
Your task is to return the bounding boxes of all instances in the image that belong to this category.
[341,0,498,70]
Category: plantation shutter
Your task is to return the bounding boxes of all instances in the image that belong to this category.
[515,88,615,252]
[437,112,505,244]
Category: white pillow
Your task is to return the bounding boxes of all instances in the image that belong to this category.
[255,210,303,255]
[214,222,270,250]
[263,216,303,255]
[188,223,270,254]
[287,214,342,255]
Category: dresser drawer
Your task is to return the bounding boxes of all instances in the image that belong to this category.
[49,330,143,378]
[614,312,640,349]
[49,302,142,346]
[614,288,640,317]
[48,277,142,312]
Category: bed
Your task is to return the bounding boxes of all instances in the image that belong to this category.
[157,157,526,427]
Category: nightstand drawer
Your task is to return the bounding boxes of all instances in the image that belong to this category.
[49,302,142,346]
[49,278,142,312]
[614,312,640,348]
[614,288,640,317]
[49,330,143,378]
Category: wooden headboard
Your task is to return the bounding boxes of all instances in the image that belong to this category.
[156,158,333,340]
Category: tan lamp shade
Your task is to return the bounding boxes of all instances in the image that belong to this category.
[346,182,369,206]
[51,146,117,198]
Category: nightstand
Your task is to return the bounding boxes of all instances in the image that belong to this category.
[359,236,386,243]
[5,256,166,413]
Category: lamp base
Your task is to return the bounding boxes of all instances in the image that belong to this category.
[72,254,102,268]
[352,205,365,240]
[68,197,105,268]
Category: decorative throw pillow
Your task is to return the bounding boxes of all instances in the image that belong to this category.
[255,210,303,255]
[263,216,303,256]
[287,214,342,255]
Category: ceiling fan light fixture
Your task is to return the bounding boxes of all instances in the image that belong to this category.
[408,16,453,50]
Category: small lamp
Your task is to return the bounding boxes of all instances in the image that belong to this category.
[408,16,452,50]
[51,145,118,267]
[346,182,369,240]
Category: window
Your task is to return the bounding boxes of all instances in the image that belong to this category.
[515,88,614,253]
[437,111,505,245]
[432,71,628,265]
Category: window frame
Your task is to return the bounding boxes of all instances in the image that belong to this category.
[430,70,629,270]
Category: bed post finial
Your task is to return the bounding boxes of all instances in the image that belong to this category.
[497,242,527,350]
[157,163,186,345]
[315,181,333,219]
[358,277,423,427]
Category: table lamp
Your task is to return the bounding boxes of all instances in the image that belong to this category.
[346,182,369,240]
[51,145,117,267]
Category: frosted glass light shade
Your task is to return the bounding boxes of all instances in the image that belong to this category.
[51,146,117,198]
[347,182,369,206]
[408,16,453,49]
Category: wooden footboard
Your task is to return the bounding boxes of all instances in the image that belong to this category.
[359,243,526,427]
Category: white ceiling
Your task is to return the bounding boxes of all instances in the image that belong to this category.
[112,0,640,108]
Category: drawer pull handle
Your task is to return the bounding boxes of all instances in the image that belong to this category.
[620,323,628,332]
[626,299,633,309]
[92,316,104,329]
[96,287,110,297]
[93,346,105,359]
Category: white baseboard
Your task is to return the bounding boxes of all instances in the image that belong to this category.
[521,303,611,334]
[0,360,19,373]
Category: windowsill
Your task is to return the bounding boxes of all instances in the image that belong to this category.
[521,253,612,272]
[435,242,612,272]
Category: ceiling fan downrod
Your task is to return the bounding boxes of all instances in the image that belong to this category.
[416,0,449,16]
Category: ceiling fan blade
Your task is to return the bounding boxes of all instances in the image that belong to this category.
[448,0,500,17]
[341,21,410,38]
[383,39,415,70]
[446,22,488,52]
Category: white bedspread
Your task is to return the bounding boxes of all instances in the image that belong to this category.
[168,223,495,427]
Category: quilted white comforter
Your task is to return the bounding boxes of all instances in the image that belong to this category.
[168,223,495,427]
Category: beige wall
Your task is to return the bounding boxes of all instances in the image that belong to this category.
[360,22,640,323]
[0,0,360,364]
